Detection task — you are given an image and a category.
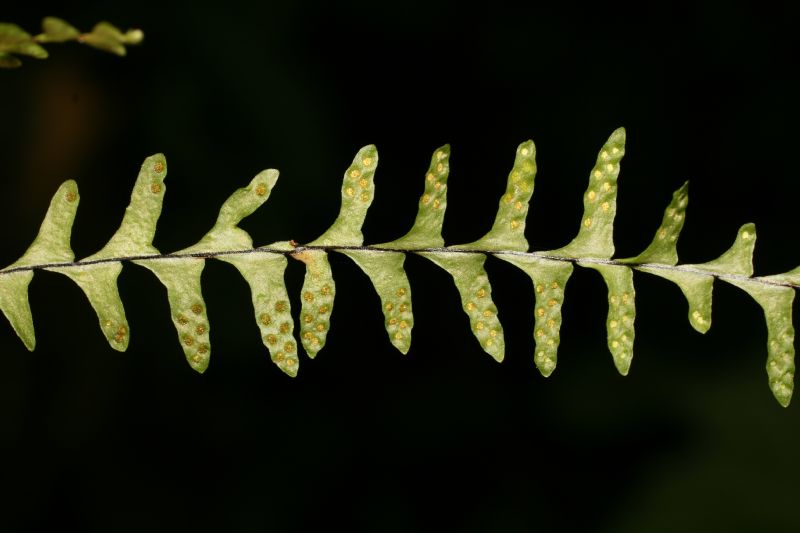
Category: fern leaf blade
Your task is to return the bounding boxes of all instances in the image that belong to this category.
[459,141,537,252]
[0,272,36,350]
[96,154,167,257]
[635,267,713,333]
[183,170,280,255]
[620,182,688,265]
[309,145,378,247]
[580,263,636,375]
[223,250,298,376]
[212,169,279,232]
[38,17,80,43]
[341,250,414,354]
[689,223,756,276]
[385,145,450,249]
[725,279,795,407]
[498,255,572,376]
[16,180,80,265]
[549,128,626,259]
[135,259,210,372]
[420,252,504,361]
[51,263,130,351]
[291,250,335,358]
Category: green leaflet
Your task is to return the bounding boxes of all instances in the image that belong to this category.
[56,263,130,350]
[341,251,413,354]
[95,154,167,257]
[456,140,537,252]
[620,182,689,266]
[292,250,335,358]
[419,252,504,362]
[5,129,800,406]
[135,258,210,370]
[688,223,756,277]
[635,267,713,333]
[308,145,378,247]
[386,146,450,249]
[497,255,572,376]
[725,279,795,407]
[6,180,79,266]
[0,273,35,350]
[580,263,636,375]
[223,251,298,376]
[37,17,80,43]
[549,128,626,259]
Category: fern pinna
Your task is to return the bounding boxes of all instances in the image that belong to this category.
[0,128,796,406]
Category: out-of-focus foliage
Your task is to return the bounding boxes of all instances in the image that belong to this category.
[0,17,142,67]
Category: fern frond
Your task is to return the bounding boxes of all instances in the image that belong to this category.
[0,17,142,67]
[2,129,798,407]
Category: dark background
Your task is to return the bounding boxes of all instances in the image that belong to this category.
[1,1,799,531]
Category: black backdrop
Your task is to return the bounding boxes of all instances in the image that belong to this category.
[1,2,799,531]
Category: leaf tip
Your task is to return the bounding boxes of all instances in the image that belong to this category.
[739,222,756,241]
[278,359,299,377]
[256,168,279,191]
[59,180,79,204]
[189,351,210,373]
[772,379,792,407]
[146,153,167,171]
[537,360,555,377]
[124,28,144,45]
[691,316,712,334]
[358,144,378,158]
[104,319,130,352]
[517,139,536,157]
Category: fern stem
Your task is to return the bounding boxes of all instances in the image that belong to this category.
[1,244,794,289]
